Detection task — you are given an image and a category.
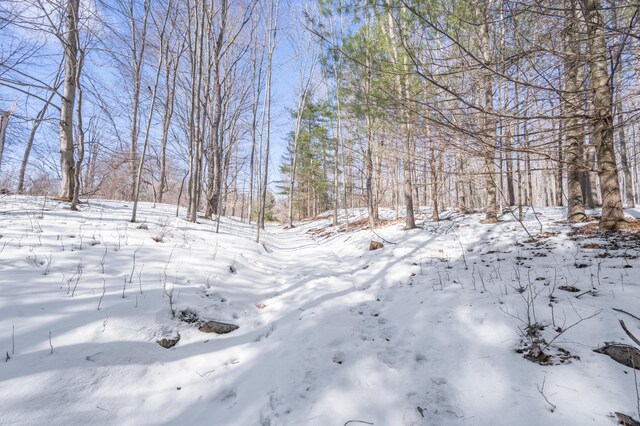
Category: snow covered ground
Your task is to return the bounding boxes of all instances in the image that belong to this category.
[0,195,639,425]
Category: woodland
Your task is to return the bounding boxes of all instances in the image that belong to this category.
[1,1,640,425]
[0,0,637,232]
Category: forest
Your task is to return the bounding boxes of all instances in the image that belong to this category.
[0,0,637,232]
[1,1,640,425]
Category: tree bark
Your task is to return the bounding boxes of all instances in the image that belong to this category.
[187,0,206,223]
[128,0,150,201]
[206,0,227,219]
[582,0,625,229]
[477,0,498,223]
[0,102,15,174]
[71,45,85,210]
[59,0,79,201]
[505,124,515,206]
[429,139,439,222]
[612,0,635,208]
[565,0,586,222]
[157,37,179,205]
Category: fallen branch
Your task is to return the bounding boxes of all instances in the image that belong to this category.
[370,229,397,245]
[85,352,103,361]
[620,320,640,347]
[614,308,640,322]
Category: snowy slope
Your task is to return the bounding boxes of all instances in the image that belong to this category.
[0,196,639,425]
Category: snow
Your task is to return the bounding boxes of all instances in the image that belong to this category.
[1,195,639,425]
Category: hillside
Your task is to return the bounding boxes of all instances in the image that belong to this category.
[1,196,639,425]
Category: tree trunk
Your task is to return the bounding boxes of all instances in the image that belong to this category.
[365,120,376,229]
[71,46,85,211]
[616,104,634,208]
[248,30,264,225]
[18,91,55,193]
[505,124,515,206]
[206,0,227,219]
[59,0,79,201]
[384,1,415,229]
[257,0,278,242]
[611,1,635,208]
[187,0,206,223]
[329,10,349,229]
[0,102,15,174]
[555,117,563,206]
[565,0,586,222]
[288,49,316,228]
[131,0,170,223]
[477,0,498,223]
[157,41,179,205]
[429,140,439,222]
[582,0,625,229]
[128,0,149,202]
[583,143,598,208]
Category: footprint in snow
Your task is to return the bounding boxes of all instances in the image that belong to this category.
[426,377,464,420]
[254,323,276,342]
[260,390,291,426]
[404,379,463,425]
[218,389,237,408]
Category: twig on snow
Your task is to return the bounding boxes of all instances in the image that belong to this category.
[614,308,640,322]
[537,377,556,413]
[370,228,396,245]
[98,278,106,310]
[620,320,640,347]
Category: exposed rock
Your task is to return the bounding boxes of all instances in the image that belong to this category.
[594,343,640,370]
[199,320,239,334]
[616,412,640,426]
[369,241,384,251]
[157,333,180,349]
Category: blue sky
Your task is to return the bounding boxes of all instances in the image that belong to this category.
[0,0,316,194]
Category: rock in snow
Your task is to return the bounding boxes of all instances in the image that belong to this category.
[369,240,384,250]
[198,320,239,334]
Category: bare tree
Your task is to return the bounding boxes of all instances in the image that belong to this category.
[256,0,279,243]
[17,80,60,194]
[287,27,318,228]
[70,36,86,210]
[564,0,586,222]
[385,0,415,229]
[131,0,172,222]
[58,0,80,201]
